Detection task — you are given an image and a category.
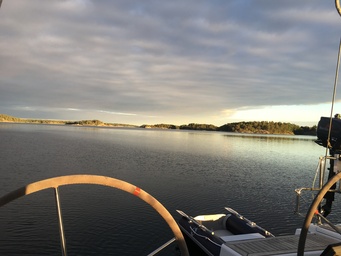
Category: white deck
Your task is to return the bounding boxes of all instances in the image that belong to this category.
[221,233,340,256]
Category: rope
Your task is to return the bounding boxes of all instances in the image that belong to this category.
[189,227,222,247]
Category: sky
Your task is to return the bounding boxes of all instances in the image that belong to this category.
[1,0,341,126]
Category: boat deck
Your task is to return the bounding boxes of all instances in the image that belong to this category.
[224,233,340,256]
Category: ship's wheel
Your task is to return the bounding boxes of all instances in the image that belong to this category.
[0,175,189,256]
[336,0,341,16]
[297,172,341,256]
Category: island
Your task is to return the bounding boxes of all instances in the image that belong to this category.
[0,113,316,135]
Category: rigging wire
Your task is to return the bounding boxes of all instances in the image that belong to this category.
[324,38,341,163]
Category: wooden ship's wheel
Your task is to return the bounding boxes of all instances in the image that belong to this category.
[0,175,189,256]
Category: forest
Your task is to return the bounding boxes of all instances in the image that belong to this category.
[0,113,316,135]
[142,121,316,135]
[217,121,316,135]
[0,114,137,128]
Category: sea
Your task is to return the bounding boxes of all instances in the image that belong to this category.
[0,123,338,255]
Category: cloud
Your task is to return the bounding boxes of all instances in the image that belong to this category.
[0,0,340,125]
[99,110,137,116]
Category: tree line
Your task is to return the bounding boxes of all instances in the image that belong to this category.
[139,121,316,135]
[0,114,137,127]
[218,121,316,135]
[0,114,65,124]
[66,120,104,126]
[0,113,316,135]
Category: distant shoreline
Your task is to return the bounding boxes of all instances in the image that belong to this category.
[0,113,317,136]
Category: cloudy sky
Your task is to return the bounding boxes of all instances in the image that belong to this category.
[1,0,341,126]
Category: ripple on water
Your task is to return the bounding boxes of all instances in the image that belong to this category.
[0,125,328,254]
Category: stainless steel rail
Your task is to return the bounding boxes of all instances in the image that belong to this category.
[294,155,341,216]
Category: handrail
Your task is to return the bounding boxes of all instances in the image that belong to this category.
[0,175,189,256]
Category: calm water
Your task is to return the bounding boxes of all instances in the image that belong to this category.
[0,123,335,255]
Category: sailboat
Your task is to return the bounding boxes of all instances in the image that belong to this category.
[176,1,341,255]
[1,1,341,256]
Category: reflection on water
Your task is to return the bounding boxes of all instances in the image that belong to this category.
[0,123,334,255]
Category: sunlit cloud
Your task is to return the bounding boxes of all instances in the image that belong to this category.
[0,1,340,126]
[98,110,137,116]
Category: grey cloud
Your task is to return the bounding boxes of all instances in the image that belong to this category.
[1,0,340,124]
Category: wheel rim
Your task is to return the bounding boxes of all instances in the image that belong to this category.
[297,172,341,256]
[0,174,189,256]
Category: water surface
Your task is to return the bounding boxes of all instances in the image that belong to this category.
[0,123,333,255]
